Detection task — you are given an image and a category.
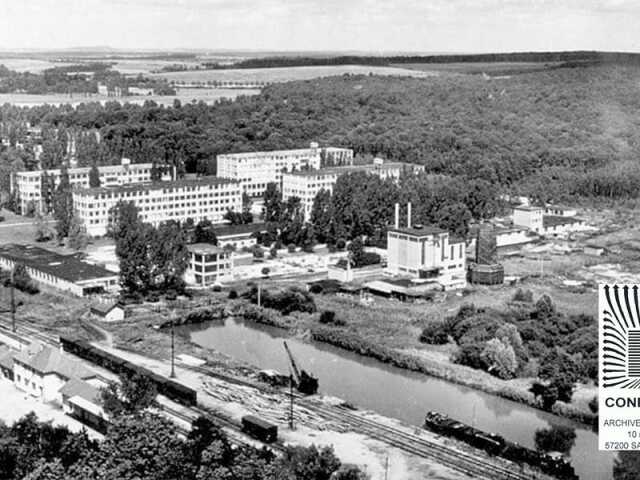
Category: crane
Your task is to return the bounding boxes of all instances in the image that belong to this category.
[283,341,318,395]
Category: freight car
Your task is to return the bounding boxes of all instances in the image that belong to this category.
[60,336,197,407]
[424,412,577,480]
[241,415,278,443]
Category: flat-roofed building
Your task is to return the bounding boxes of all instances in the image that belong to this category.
[217,143,353,197]
[0,244,119,296]
[185,243,234,287]
[213,223,267,250]
[72,176,242,237]
[12,158,172,214]
[386,203,466,290]
[513,205,544,233]
[282,161,425,220]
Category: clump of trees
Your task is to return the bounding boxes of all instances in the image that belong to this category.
[427,295,596,410]
[111,201,189,298]
[242,285,316,315]
[534,425,577,454]
[1,264,39,294]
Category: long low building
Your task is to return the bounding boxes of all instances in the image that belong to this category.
[217,142,353,197]
[0,244,120,296]
[282,160,425,220]
[72,176,242,237]
[12,158,172,214]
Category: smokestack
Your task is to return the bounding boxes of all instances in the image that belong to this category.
[407,202,412,228]
[394,203,399,229]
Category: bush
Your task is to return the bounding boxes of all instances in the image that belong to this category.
[212,285,222,292]
[419,323,449,345]
[309,284,323,294]
[534,425,577,453]
[318,310,346,326]
[252,245,264,258]
[228,289,238,299]
[588,396,598,414]
[512,288,534,303]
[7,264,40,294]
[452,342,487,370]
[269,247,278,259]
[0,215,4,222]
[336,238,346,250]
[287,243,296,253]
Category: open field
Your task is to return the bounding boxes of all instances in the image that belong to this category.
[150,65,439,84]
[0,88,258,106]
[392,61,565,75]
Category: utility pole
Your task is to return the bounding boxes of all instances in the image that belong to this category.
[257,282,261,307]
[384,455,389,480]
[289,374,295,430]
[10,268,15,333]
[170,311,176,378]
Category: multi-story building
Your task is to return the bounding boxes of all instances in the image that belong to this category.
[12,158,172,214]
[386,203,466,290]
[72,176,242,237]
[513,204,586,237]
[216,142,353,197]
[185,244,234,288]
[282,160,425,220]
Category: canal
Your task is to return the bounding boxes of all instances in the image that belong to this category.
[178,317,613,480]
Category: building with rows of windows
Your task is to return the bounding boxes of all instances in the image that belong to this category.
[282,160,425,220]
[185,243,234,288]
[12,158,172,214]
[72,176,242,237]
[216,142,353,197]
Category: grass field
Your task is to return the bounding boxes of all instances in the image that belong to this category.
[150,65,438,84]
[392,61,565,75]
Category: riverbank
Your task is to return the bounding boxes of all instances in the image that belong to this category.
[227,297,597,426]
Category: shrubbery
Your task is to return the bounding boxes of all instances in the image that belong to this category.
[319,310,346,326]
[2,264,40,294]
[419,322,449,345]
[242,286,316,315]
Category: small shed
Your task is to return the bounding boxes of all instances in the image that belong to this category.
[584,244,606,256]
[90,302,124,322]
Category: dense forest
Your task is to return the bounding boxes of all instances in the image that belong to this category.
[200,50,640,70]
[1,63,640,205]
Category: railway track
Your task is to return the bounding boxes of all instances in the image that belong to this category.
[304,400,538,480]
[0,314,59,346]
[185,362,539,480]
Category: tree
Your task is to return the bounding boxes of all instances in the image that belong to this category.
[88,163,100,188]
[614,452,640,480]
[33,211,53,242]
[241,192,253,224]
[481,338,518,379]
[347,237,365,267]
[67,215,89,250]
[534,425,576,454]
[273,444,341,480]
[53,164,73,240]
[150,162,162,181]
[39,171,55,213]
[99,372,157,417]
[279,196,304,246]
[310,189,333,244]
[151,221,190,291]
[194,219,217,244]
[262,182,281,224]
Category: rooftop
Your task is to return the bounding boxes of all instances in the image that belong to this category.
[60,378,100,404]
[218,146,350,160]
[288,162,414,178]
[187,243,226,255]
[90,302,122,315]
[75,176,239,196]
[514,204,543,212]
[14,346,95,380]
[388,225,446,237]
[545,204,576,211]
[0,346,14,371]
[543,215,584,228]
[0,244,118,283]
[16,161,158,177]
[213,222,267,238]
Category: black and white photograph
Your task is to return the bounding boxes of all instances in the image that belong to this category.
[0,1,638,479]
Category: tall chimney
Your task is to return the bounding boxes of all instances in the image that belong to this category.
[407,202,412,228]
[394,203,399,229]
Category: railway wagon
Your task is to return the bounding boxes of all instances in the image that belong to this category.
[59,336,197,407]
[241,415,278,443]
[424,412,577,480]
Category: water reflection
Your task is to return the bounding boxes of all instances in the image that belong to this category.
[179,317,613,480]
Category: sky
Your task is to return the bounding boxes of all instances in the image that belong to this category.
[1,0,639,53]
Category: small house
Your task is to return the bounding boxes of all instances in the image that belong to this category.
[90,302,125,322]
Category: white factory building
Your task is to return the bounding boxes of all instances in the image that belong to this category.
[12,158,172,214]
[216,142,354,197]
[282,159,425,220]
[386,203,467,290]
[513,204,586,237]
[72,177,242,237]
[185,243,234,288]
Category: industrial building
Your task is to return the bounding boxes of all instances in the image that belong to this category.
[216,143,353,197]
[185,243,234,287]
[386,203,467,290]
[0,244,120,296]
[213,223,267,250]
[282,159,425,220]
[513,204,586,237]
[12,158,172,214]
[72,176,242,237]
